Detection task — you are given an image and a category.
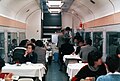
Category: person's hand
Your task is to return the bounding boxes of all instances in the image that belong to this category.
[85,77,95,81]
[24,51,28,57]
[118,54,120,58]
[4,73,13,81]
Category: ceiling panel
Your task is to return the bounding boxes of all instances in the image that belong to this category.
[69,0,119,22]
[0,0,40,22]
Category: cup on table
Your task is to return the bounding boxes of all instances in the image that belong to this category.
[79,61,82,63]
[12,76,19,80]
[26,62,32,65]
[80,79,84,81]
[85,77,95,81]
[15,61,19,64]
[15,60,20,66]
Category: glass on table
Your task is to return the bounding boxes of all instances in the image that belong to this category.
[79,61,82,63]
[15,60,21,66]
[85,77,95,81]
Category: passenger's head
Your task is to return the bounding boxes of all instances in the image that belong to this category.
[19,39,30,47]
[35,40,44,47]
[65,27,71,31]
[12,39,17,44]
[73,37,79,43]
[106,55,119,73]
[85,38,92,46]
[88,51,103,67]
[0,57,5,73]
[31,38,36,44]
[78,39,84,46]
[26,43,35,53]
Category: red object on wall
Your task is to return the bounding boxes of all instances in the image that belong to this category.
[79,22,83,27]
[79,21,83,29]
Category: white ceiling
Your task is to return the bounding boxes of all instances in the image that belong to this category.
[0,0,120,24]
[0,0,40,23]
[69,0,120,23]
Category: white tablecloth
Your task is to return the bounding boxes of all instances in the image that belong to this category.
[67,63,88,79]
[2,63,46,81]
[63,55,81,63]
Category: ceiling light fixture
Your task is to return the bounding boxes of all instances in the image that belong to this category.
[90,0,95,4]
[46,0,64,13]
[48,8,61,13]
[46,1,64,7]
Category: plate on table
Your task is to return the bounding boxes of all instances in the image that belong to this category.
[12,76,19,80]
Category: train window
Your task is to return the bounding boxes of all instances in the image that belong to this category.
[7,32,18,53]
[19,32,26,43]
[106,32,120,55]
[0,33,5,59]
[93,32,103,54]
[85,32,91,39]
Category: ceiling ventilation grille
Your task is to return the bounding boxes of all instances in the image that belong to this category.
[90,0,95,4]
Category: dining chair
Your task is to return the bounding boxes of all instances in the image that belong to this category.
[18,78,34,81]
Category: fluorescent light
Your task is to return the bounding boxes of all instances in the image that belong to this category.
[48,9,61,13]
[48,1,62,5]
[59,3,63,7]
[47,1,64,7]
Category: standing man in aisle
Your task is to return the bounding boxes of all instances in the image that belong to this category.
[60,38,74,71]
[57,29,65,70]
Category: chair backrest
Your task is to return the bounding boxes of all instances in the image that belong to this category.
[12,47,26,63]
[18,78,33,81]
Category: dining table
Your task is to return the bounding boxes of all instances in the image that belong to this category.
[2,63,46,81]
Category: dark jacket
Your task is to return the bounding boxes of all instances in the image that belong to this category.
[75,63,107,81]
[25,51,37,63]
[75,46,81,55]
[61,43,74,55]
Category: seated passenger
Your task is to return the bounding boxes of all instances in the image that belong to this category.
[80,38,97,62]
[30,38,36,46]
[72,51,107,81]
[19,39,30,48]
[97,55,120,81]
[11,39,31,64]
[73,32,83,46]
[75,39,84,55]
[61,38,74,55]
[24,43,37,63]
[0,57,13,81]
[60,38,74,71]
[10,39,17,51]
[34,40,46,65]
[12,47,26,64]
[116,46,120,72]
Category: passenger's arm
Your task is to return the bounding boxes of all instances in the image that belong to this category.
[74,66,87,81]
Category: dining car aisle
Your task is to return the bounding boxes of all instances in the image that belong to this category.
[45,61,69,81]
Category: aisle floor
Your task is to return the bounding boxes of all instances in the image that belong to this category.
[45,61,69,81]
